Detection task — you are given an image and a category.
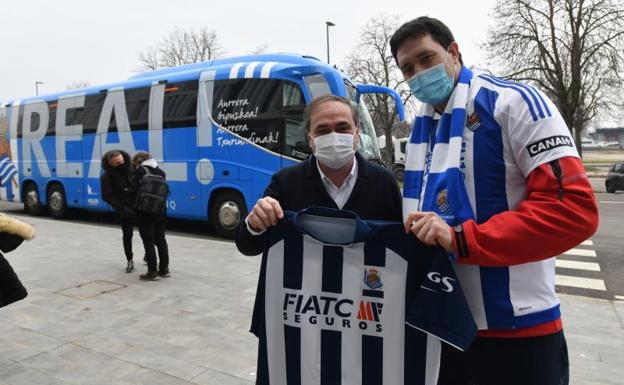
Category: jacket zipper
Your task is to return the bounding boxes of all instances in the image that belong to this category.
[550,160,564,201]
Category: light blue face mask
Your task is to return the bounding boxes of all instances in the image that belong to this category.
[407,51,455,105]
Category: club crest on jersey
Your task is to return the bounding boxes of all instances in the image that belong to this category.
[363,267,382,290]
[466,111,481,131]
[437,189,452,216]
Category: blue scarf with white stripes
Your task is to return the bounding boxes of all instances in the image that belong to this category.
[403,66,475,226]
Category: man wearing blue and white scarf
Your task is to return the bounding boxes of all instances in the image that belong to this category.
[391,17,599,385]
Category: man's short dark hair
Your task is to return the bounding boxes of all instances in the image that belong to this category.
[303,95,360,134]
[390,16,463,65]
[106,150,122,161]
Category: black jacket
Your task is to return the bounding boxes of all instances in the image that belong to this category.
[235,153,403,256]
[0,234,27,308]
[133,162,167,220]
[0,214,35,309]
[100,151,135,214]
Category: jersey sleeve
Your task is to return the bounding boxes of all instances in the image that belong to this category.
[405,249,477,351]
[453,156,598,266]
[500,86,579,177]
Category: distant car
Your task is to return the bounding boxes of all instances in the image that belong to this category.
[581,138,602,149]
[602,141,621,149]
[605,162,624,193]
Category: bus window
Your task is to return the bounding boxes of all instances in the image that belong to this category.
[283,112,309,160]
[284,82,305,106]
[64,100,85,128]
[0,105,12,186]
[47,101,57,136]
[18,101,55,138]
[304,74,331,98]
[282,83,308,160]
[212,78,283,154]
[82,94,106,134]
[126,87,150,130]
[0,106,8,138]
[163,81,198,128]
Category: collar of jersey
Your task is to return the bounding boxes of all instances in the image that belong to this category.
[284,207,376,247]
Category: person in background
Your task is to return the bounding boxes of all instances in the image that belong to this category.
[101,150,138,273]
[131,151,170,281]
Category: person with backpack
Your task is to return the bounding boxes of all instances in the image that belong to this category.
[101,150,139,273]
[131,151,170,281]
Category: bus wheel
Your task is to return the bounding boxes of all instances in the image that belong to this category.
[212,191,247,239]
[23,184,44,216]
[48,184,69,219]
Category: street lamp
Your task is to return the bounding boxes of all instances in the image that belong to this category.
[35,81,44,96]
[325,21,335,64]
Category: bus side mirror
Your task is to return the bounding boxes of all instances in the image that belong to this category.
[355,84,406,122]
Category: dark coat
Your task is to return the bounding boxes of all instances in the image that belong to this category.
[100,151,135,216]
[0,234,27,308]
[235,152,403,256]
[0,214,34,309]
[133,163,167,221]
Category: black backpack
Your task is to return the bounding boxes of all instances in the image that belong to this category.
[135,167,169,214]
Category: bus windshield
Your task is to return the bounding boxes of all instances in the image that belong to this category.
[345,83,382,162]
[356,101,382,162]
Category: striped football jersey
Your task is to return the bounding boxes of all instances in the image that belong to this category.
[251,207,476,385]
[403,71,578,330]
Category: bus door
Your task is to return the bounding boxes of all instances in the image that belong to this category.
[55,94,86,208]
[280,82,308,167]
[195,69,219,200]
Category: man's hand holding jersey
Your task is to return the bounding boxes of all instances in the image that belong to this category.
[404,211,453,253]
[246,197,284,233]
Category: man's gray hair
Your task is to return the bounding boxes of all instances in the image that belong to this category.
[303,95,360,133]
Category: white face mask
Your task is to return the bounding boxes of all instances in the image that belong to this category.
[313,132,355,169]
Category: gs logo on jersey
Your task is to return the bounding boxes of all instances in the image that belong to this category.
[363,267,382,290]
[425,272,455,293]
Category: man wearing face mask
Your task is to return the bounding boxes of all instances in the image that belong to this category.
[101,150,138,273]
[390,17,598,385]
[235,95,402,256]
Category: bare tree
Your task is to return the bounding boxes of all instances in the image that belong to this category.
[138,47,161,71]
[65,81,91,90]
[247,43,269,55]
[344,15,416,167]
[484,0,624,157]
[138,27,224,70]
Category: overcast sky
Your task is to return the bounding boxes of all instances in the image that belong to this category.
[0,0,497,101]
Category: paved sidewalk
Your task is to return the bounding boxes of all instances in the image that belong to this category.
[0,212,623,385]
